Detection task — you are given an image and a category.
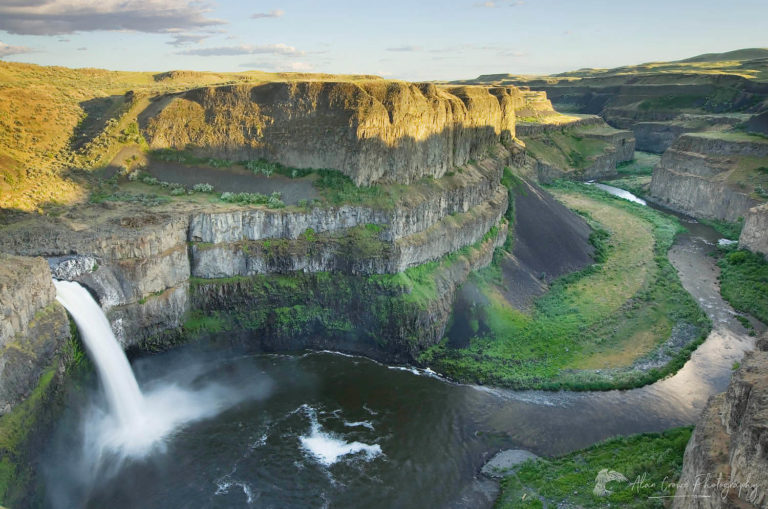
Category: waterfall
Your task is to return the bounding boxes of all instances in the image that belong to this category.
[53,280,145,428]
[51,279,264,463]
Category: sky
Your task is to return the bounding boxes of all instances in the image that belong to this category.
[0,0,766,81]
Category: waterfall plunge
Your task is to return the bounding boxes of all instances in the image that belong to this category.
[53,280,267,460]
[54,280,144,428]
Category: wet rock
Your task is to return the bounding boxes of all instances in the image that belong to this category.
[481,449,539,478]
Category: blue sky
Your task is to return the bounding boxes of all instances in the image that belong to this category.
[0,0,766,81]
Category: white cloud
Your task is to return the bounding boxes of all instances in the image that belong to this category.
[0,0,225,35]
[167,33,210,46]
[179,43,303,57]
[251,9,284,19]
[0,41,33,58]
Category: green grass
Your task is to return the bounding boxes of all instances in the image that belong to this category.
[523,130,608,172]
[616,152,660,177]
[421,181,709,390]
[718,248,768,324]
[700,218,744,240]
[495,427,693,509]
[601,175,652,198]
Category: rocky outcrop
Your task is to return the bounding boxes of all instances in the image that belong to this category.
[517,116,635,183]
[143,81,523,185]
[615,115,746,154]
[673,336,768,508]
[189,160,504,243]
[740,204,768,256]
[191,189,507,277]
[3,212,192,348]
[1,150,509,350]
[189,225,506,361]
[650,133,767,222]
[0,255,69,415]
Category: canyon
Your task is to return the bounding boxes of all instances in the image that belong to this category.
[0,49,767,508]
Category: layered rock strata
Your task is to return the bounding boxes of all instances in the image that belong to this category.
[0,255,69,415]
[516,116,635,183]
[143,81,524,185]
[649,133,767,222]
[673,335,768,508]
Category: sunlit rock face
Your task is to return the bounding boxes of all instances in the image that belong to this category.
[673,335,768,509]
[143,81,523,185]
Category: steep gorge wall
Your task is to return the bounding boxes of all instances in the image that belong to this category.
[650,134,766,222]
[498,74,768,152]
[516,116,635,183]
[0,255,69,415]
[673,335,768,508]
[143,81,524,185]
[739,203,768,256]
[1,151,509,352]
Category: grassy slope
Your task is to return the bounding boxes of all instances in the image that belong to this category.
[421,182,709,390]
[718,248,768,324]
[461,49,768,84]
[522,129,611,173]
[0,61,383,212]
[495,427,692,509]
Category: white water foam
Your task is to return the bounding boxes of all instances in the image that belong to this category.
[215,480,255,504]
[298,405,382,466]
[53,280,266,461]
[343,420,375,431]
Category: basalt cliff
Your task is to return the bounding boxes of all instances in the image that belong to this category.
[649,133,768,222]
[143,81,521,186]
[674,334,768,508]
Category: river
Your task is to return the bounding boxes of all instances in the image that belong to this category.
[42,185,760,509]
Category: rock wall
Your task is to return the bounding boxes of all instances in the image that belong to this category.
[189,226,506,361]
[673,335,768,508]
[650,134,767,222]
[739,204,768,256]
[517,116,635,183]
[143,81,523,185]
[191,188,507,277]
[0,255,70,415]
[2,151,509,352]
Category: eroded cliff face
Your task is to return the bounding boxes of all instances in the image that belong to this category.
[650,134,767,222]
[0,255,69,415]
[1,149,509,354]
[516,116,635,183]
[143,81,523,185]
[673,336,768,508]
[739,204,768,256]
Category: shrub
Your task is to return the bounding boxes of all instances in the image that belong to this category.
[170,187,186,196]
[727,251,748,264]
[192,183,214,193]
